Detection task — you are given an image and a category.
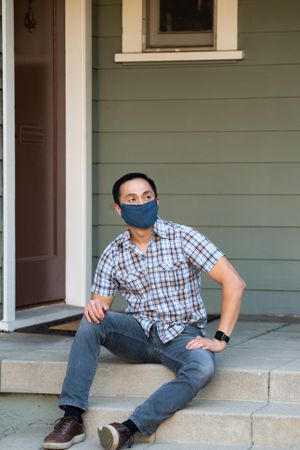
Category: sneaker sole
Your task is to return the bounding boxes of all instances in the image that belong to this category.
[98,425,119,450]
[43,432,86,449]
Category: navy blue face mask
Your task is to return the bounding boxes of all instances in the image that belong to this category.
[120,199,158,229]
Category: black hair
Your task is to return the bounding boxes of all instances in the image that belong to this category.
[112,172,158,205]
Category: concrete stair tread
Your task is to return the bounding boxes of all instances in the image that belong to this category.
[85,397,265,447]
[0,425,298,450]
[254,401,300,417]
[0,356,272,402]
[84,397,300,448]
[2,343,300,404]
[89,395,266,415]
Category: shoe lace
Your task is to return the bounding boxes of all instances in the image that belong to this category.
[127,433,134,448]
[53,417,78,432]
[120,427,135,449]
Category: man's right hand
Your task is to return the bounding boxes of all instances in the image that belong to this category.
[84,297,110,324]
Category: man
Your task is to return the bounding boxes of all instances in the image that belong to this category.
[43,172,246,450]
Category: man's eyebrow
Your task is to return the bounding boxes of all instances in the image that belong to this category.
[125,190,153,197]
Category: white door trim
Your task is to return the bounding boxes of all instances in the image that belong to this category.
[65,0,92,308]
[2,0,16,330]
[0,0,92,331]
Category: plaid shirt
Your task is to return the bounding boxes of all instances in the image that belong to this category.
[92,217,224,343]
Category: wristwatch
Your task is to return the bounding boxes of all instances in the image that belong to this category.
[214,330,230,344]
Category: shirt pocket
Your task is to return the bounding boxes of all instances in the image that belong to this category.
[117,269,149,297]
[156,259,191,295]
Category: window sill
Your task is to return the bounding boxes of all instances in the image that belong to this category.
[114,50,244,63]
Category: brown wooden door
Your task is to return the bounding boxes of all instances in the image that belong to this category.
[14,0,65,307]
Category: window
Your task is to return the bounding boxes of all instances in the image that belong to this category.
[115,0,244,63]
[148,0,214,49]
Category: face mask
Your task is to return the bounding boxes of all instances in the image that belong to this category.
[120,199,158,229]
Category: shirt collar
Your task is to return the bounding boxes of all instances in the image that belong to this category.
[153,216,169,238]
[120,216,169,249]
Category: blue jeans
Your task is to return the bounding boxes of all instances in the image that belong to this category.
[59,312,215,436]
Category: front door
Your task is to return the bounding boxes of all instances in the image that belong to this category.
[14,0,65,307]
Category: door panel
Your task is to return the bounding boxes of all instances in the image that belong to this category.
[14,0,65,307]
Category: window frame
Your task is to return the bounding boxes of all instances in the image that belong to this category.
[147,0,215,50]
[115,0,244,63]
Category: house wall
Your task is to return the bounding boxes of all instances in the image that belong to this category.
[92,0,300,315]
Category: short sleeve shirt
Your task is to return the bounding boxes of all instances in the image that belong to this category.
[92,217,224,343]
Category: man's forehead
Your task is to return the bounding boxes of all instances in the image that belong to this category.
[120,178,154,195]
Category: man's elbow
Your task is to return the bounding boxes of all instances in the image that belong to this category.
[226,274,246,294]
[236,277,246,293]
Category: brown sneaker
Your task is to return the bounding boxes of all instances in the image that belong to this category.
[98,422,134,450]
[43,416,85,449]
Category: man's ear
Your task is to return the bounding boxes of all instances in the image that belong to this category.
[114,203,122,217]
[157,197,160,206]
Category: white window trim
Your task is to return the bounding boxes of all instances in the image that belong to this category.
[0,0,92,331]
[115,0,244,63]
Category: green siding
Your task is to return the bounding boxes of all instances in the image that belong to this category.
[92,0,300,315]
[93,163,300,195]
[93,99,300,132]
[93,226,300,261]
[93,65,300,100]
[93,195,300,227]
[93,131,300,163]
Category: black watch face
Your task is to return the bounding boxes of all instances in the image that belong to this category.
[215,331,230,343]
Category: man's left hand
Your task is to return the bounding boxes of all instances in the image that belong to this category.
[186,336,227,353]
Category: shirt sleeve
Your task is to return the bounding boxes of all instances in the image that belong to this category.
[181,226,224,272]
[91,245,118,297]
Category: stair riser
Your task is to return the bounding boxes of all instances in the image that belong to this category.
[270,372,300,402]
[253,416,300,448]
[85,407,252,446]
[1,361,269,402]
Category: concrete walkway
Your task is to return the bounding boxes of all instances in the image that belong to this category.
[0,318,300,449]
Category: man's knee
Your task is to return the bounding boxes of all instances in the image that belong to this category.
[76,311,119,343]
[75,316,105,344]
[181,351,216,394]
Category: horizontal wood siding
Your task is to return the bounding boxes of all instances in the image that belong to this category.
[92,0,300,315]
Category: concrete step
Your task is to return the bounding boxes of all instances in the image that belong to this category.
[0,349,270,402]
[85,397,300,448]
[1,322,300,449]
[1,393,300,449]
[3,350,300,404]
[253,402,300,449]
[2,321,300,406]
[3,425,297,450]
[84,396,264,447]
[270,358,300,402]
[1,321,300,450]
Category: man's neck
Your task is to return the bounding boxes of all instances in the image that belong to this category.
[129,226,154,253]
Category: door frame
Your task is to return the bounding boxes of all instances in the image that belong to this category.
[1,0,92,331]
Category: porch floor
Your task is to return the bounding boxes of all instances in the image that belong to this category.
[1,317,300,372]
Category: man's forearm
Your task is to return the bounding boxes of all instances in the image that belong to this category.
[217,280,245,337]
